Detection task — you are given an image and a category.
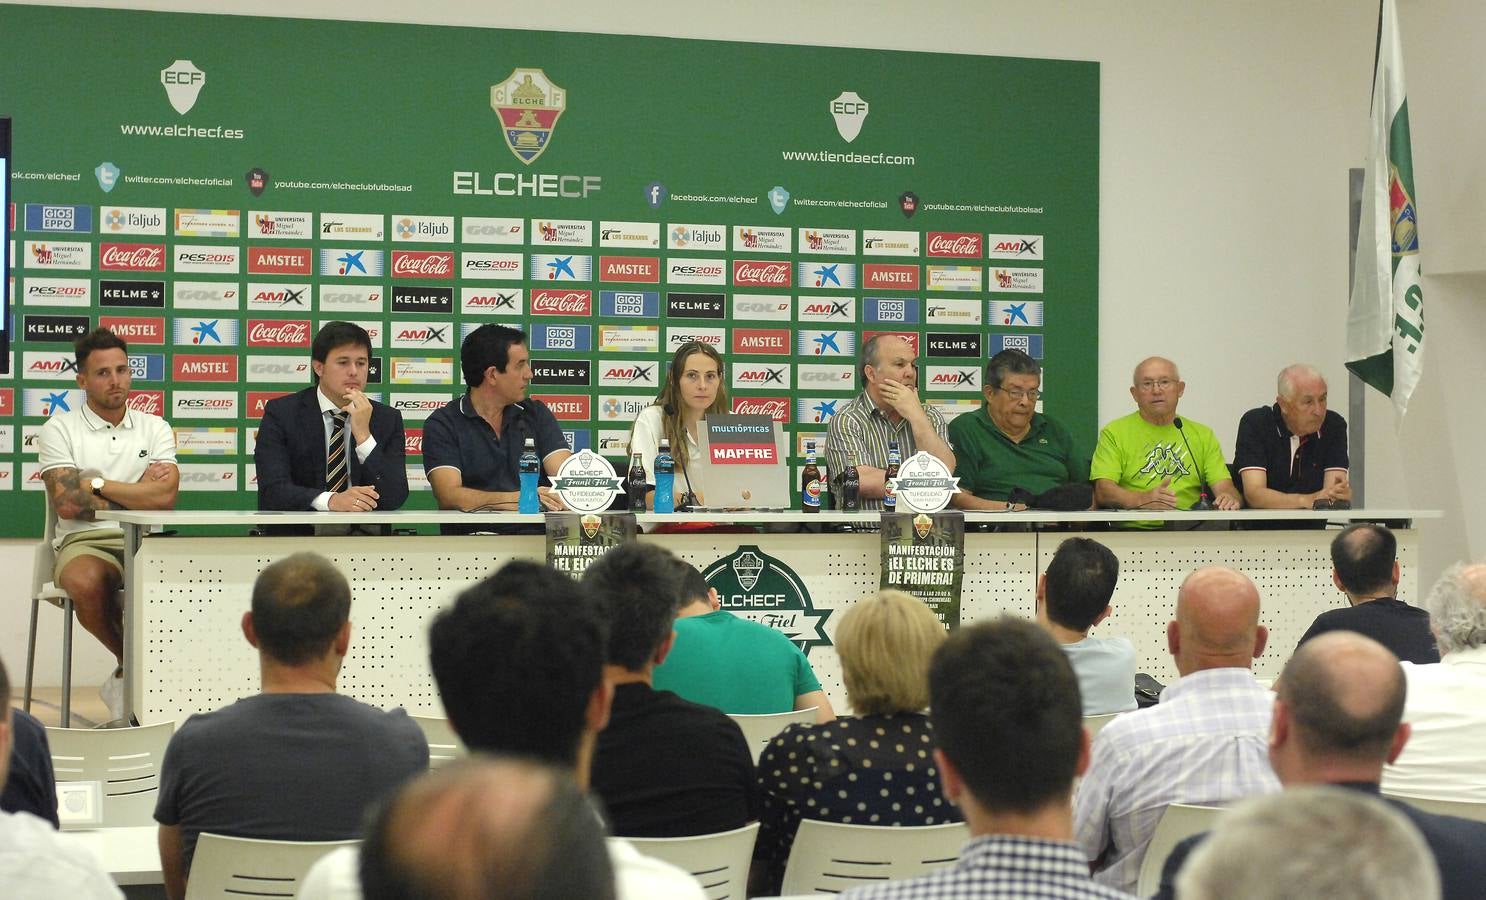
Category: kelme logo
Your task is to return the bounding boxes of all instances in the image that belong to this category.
[491,68,566,165]
[703,545,833,653]
[160,59,206,115]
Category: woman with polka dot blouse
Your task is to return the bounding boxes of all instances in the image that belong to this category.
[753,590,962,893]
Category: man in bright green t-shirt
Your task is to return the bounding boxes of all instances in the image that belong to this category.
[1091,356,1241,511]
[652,559,835,723]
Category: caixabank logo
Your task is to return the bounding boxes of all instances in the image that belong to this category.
[491,68,565,165]
[703,546,833,653]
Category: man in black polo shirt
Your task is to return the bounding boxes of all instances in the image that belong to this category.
[1233,364,1351,509]
[1295,523,1439,665]
[423,324,571,533]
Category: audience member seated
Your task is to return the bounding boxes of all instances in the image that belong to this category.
[754,590,962,895]
[299,559,704,900]
[0,655,123,899]
[1295,523,1439,664]
[841,617,1132,899]
[1157,631,1486,900]
[2,708,59,828]
[1382,561,1486,802]
[1035,538,1137,715]
[1175,787,1438,900]
[586,544,758,837]
[652,557,834,722]
[1074,566,1279,894]
[359,757,615,900]
[154,553,426,899]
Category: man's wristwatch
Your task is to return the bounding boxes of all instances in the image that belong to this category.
[90,477,105,497]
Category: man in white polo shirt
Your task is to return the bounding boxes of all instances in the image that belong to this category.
[38,328,178,722]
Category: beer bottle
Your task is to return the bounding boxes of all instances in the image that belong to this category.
[626,452,648,511]
[883,442,902,512]
[801,440,822,513]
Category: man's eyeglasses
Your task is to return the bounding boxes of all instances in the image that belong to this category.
[992,387,1041,402]
[1135,379,1178,392]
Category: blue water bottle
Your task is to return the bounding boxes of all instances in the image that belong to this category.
[654,438,675,514]
[518,437,541,514]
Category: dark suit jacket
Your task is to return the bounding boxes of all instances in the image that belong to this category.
[255,386,409,512]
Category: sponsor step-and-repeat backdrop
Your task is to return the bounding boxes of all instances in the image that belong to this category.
[0,4,1098,537]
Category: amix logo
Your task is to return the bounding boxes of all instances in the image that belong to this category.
[703,546,832,653]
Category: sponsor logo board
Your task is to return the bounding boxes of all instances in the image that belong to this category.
[246,246,312,275]
[97,315,164,344]
[926,265,982,292]
[393,215,454,243]
[798,297,856,322]
[598,325,659,354]
[389,393,452,420]
[796,364,855,387]
[530,253,592,282]
[535,394,593,420]
[24,204,93,233]
[596,394,649,422]
[797,262,857,290]
[26,241,91,269]
[129,353,165,381]
[318,248,385,277]
[988,333,1044,358]
[732,363,791,390]
[173,281,240,311]
[391,250,454,280]
[100,206,166,235]
[530,360,593,387]
[246,282,311,311]
[317,285,383,313]
[528,324,592,352]
[390,357,454,385]
[926,332,982,357]
[926,232,983,258]
[730,294,792,321]
[174,209,240,238]
[22,352,79,380]
[391,285,454,314]
[533,219,592,246]
[460,216,525,245]
[666,258,726,285]
[664,327,725,353]
[460,252,523,280]
[22,277,91,307]
[531,289,592,316]
[862,263,920,291]
[320,213,385,241]
[460,287,523,315]
[598,290,658,318]
[795,397,846,425]
[248,211,313,240]
[796,329,856,357]
[596,361,657,388]
[925,298,983,325]
[598,221,660,249]
[173,390,238,419]
[990,300,1045,326]
[731,328,790,355]
[100,279,166,308]
[173,244,241,274]
[666,292,725,319]
[862,229,921,257]
[599,256,659,283]
[177,463,238,491]
[245,355,312,383]
[173,354,239,381]
[986,234,1044,260]
[23,315,89,343]
[733,226,791,254]
[863,296,921,323]
[389,322,455,349]
[731,396,789,423]
[666,224,726,251]
[732,260,791,288]
[245,319,311,347]
[925,366,981,391]
[989,267,1044,293]
[797,228,856,255]
[171,317,241,347]
[174,427,238,455]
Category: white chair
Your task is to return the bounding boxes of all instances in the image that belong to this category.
[780,820,969,895]
[728,708,818,763]
[624,822,759,900]
[185,832,358,899]
[47,720,176,827]
[25,492,83,726]
[409,714,467,769]
[1384,793,1486,823]
[1083,713,1120,737]
[1135,803,1226,896]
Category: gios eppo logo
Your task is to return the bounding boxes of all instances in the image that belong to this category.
[491,68,566,165]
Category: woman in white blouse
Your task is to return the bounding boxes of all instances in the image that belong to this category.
[627,341,729,510]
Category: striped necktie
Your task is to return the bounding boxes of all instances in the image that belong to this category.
[326,411,349,493]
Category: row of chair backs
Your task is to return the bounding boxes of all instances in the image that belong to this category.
[1135,803,1226,896]
[780,820,970,895]
[727,708,818,764]
[626,822,760,900]
[409,713,467,769]
[186,833,356,899]
[47,720,176,828]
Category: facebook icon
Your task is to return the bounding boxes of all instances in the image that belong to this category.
[645,182,667,208]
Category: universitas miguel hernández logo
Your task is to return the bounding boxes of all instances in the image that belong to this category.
[491,68,566,165]
[703,545,833,653]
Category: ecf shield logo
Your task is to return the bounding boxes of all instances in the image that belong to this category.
[830,91,869,143]
[491,68,566,165]
[160,60,206,115]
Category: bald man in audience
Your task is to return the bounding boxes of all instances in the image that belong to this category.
[359,757,615,900]
[1074,566,1278,894]
[1157,631,1486,900]
[1233,363,1351,509]
[1382,562,1486,802]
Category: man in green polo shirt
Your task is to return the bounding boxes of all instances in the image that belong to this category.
[949,349,1087,511]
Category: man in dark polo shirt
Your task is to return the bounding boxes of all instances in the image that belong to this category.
[423,324,571,534]
[1234,364,1351,509]
[949,349,1086,511]
[1295,523,1439,665]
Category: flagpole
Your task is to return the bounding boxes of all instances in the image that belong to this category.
[1348,167,1366,508]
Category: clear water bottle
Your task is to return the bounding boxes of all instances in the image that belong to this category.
[518,437,540,514]
[654,439,675,514]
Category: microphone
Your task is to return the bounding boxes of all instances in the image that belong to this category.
[1173,417,1213,510]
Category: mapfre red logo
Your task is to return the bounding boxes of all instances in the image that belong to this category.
[531,289,593,316]
[863,264,921,290]
[127,391,164,416]
[247,320,312,347]
[731,329,790,355]
[247,391,292,419]
[731,260,792,287]
[0,389,13,416]
[404,429,423,455]
[99,243,166,272]
[247,246,312,275]
[926,232,982,258]
[173,354,239,382]
[864,330,920,354]
[98,316,165,344]
[599,256,659,283]
[530,394,591,420]
[732,396,789,422]
[391,251,454,279]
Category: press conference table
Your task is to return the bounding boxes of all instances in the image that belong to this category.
[100,507,1436,725]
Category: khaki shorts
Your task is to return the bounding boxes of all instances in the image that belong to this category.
[53,530,126,582]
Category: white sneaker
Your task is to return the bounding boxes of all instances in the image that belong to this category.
[99,669,125,722]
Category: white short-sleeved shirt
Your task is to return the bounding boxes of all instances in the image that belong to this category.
[0,810,123,900]
[1382,645,1486,802]
[37,403,177,546]
[628,405,706,503]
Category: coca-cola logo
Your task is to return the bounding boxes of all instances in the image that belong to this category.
[531,290,593,316]
[247,320,312,347]
[926,232,983,258]
[732,396,789,422]
[405,430,424,455]
[128,391,165,415]
[99,243,166,271]
[391,251,454,279]
[732,261,792,287]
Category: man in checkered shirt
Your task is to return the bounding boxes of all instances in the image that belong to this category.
[842,617,1134,899]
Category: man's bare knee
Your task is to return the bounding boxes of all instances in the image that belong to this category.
[58,557,121,605]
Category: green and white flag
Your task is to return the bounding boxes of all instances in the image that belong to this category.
[1347,0,1424,416]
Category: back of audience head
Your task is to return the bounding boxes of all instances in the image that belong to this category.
[1041,537,1120,633]
[1423,561,1486,655]
[669,557,714,612]
[248,552,352,666]
[1331,523,1398,597]
[1174,786,1439,900]
[929,617,1084,817]
[1170,566,1266,674]
[836,590,945,716]
[581,543,686,672]
[360,756,615,900]
[1272,632,1407,780]
[428,561,608,767]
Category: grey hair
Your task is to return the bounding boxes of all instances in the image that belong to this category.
[1277,363,1326,399]
[1176,786,1439,900]
[985,349,1041,391]
[1131,356,1180,386]
[1422,562,1486,655]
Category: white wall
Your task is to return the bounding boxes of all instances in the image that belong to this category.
[6,0,1482,683]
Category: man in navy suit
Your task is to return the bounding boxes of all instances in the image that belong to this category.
[255,321,408,515]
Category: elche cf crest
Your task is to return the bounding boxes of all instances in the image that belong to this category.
[491,68,566,165]
[160,59,205,115]
[830,91,869,143]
